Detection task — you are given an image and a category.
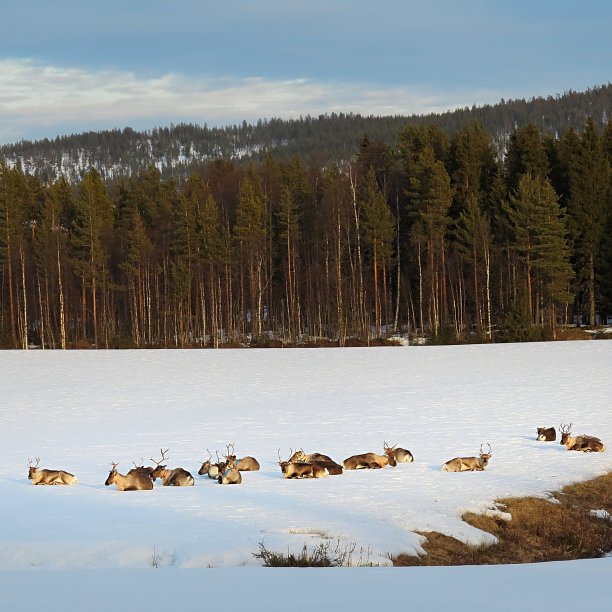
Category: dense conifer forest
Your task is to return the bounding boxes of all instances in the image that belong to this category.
[0,85,611,348]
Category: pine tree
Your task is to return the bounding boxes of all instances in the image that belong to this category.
[70,168,113,347]
[233,163,267,338]
[506,174,574,328]
[565,117,610,325]
[360,169,396,337]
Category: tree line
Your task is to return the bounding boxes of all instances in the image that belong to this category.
[1,116,611,349]
[2,84,611,184]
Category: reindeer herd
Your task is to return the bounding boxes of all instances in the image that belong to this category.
[26,423,605,488]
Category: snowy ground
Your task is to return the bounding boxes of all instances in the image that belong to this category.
[1,342,611,609]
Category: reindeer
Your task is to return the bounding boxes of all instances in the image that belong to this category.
[218,444,242,485]
[537,427,556,441]
[236,456,260,471]
[201,450,226,479]
[289,449,343,475]
[27,458,78,485]
[150,449,194,486]
[342,442,397,470]
[277,450,329,479]
[131,459,155,478]
[289,449,336,464]
[442,444,492,472]
[559,423,605,452]
[392,447,414,463]
[198,449,216,476]
[105,462,153,490]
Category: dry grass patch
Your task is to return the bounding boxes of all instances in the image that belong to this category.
[393,472,612,566]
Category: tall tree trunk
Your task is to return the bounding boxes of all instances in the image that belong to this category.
[57,237,66,349]
[20,244,28,350]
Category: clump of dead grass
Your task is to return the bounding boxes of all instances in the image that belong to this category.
[393,472,612,566]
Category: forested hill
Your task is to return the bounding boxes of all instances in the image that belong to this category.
[2,84,611,183]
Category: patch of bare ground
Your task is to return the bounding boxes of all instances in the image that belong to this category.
[393,472,612,566]
[554,327,593,340]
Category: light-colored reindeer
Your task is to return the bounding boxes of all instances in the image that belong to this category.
[27,457,78,485]
[105,462,153,491]
[441,444,492,472]
[218,444,242,485]
[342,442,397,470]
[559,423,605,452]
[392,446,414,463]
[150,448,194,486]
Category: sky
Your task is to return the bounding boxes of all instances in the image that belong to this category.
[0,1,611,144]
[0,342,611,610]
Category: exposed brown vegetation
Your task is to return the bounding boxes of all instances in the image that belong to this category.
[555,328,593,340]
[393,472,612,566]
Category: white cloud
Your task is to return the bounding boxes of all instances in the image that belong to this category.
[0,59,504,143]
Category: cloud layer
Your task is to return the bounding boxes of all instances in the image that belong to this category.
[0,59,501,144]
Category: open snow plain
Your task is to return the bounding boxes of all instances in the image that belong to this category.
[1,342,611,610]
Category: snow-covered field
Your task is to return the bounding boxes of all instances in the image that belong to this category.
[1,342,611,610]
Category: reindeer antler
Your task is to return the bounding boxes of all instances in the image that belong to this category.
[560,423,573,434]
[27,457,40,468]
[151,448,170,467]
[480,443,492,456]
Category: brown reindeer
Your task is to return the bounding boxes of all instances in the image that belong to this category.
[289,449,343,475]
[218,444,242,485]
[278,450,329,478]
[105,462,153,491]
[442,444,492,472]
[150,449,194,486]
[342,442,397,470]
[392,447,414,463]
[27,458,78,485]
[289,449,336,464]
[198,449,215,476]
[537,427,556,441]
[559,423,605,452]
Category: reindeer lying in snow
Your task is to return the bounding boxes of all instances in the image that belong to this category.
[289,449,344,475]
[441,444,492,472]
[537,426,556,441]
[105,462,153,490]
[27,457,78,485]
[150,449,194,486]
[559,423,605,452]
[199,448,260,478]
[278,450,331,478]
[342,442,397,470]
[218,444,242,485]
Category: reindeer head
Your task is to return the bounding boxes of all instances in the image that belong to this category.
[224,444,237,469]
[198,449,213,475]
[151,448,170,480]
[27,457,40,479]
[479,443,492,466]
[384,442,398,467]
[105,462,119,486]
[289,449,307,463]
[277,449,290,474]
[559,423,573,445]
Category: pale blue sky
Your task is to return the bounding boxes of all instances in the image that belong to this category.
[0,0,610,144]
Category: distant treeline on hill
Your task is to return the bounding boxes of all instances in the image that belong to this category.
[1,84,611,183]
[0,84,611,350]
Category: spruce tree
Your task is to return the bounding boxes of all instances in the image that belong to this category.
[565,117,610,325]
